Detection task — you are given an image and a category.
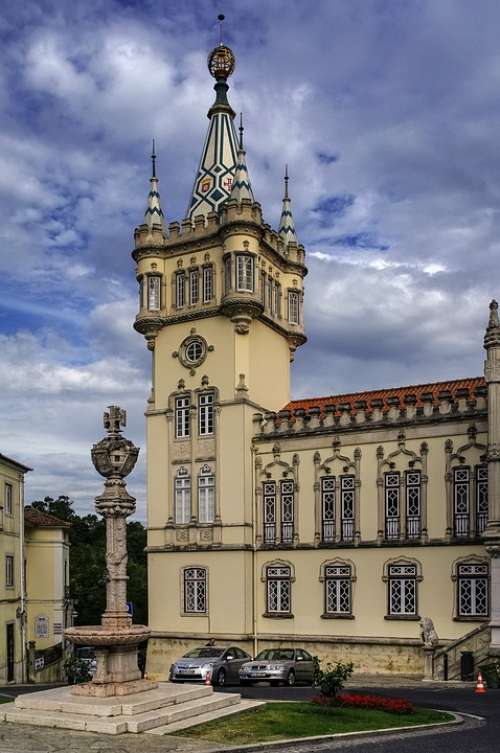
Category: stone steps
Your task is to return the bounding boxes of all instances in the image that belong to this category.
[147,698,264,735]
[0,683,250,735]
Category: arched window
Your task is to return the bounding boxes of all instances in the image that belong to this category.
[183,567,207,614]
[175,467,191,524]
[264,563,293,615]
[198,465,215,523]
[320,560,356,617]
[383,559,422,619]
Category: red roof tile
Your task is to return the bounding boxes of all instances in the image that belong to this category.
[285,376,485,416]
[24,507,71,528]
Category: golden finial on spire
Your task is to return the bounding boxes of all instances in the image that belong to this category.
[208,14,235,79]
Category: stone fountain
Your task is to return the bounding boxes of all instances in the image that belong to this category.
[65,405,157,697]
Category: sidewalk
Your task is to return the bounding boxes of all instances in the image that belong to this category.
[346,674,475,689]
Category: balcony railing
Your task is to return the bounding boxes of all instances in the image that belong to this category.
[406,516,421,540]
[454,513,470,538]
[264,523,276,544]
[281,522,294,544]
[341,519,354,543]
[477,511,488,536]
[385,518,400,541]
[322,520,335,544]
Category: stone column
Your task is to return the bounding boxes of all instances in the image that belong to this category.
[483,301,500,655]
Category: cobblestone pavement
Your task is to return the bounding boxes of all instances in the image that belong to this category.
[0,722,218,753]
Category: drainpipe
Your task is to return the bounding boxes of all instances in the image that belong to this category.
[251,444,258,659]
[19,473,27,683]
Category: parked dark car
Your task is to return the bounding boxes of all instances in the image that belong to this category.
[170,645,252,686]
[239,648,314,686]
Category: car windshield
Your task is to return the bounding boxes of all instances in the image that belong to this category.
[183,648,224,659]
[255,649,295,661]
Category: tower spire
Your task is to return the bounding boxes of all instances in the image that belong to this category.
[187,17,239,219]
[229,114,254,204]
[279,165,298,245]
[143,139,165,231]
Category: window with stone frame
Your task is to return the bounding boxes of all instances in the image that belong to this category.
[405,470,421,540]
[175,271,186,308]
[4,483,13,516]
[476,465,488,535]
[321,476,336,543]
[236,254,254,292]
[384,472,400,540]
[175,395,190,438]
[387,563,417,616]
[147,275,161,311]
[5,555,14,588]
[202,265,214,303]
[340,475,355,542]
[174,467,191,524]
[198,465,215,524]
[324,564,352,616]
[267,277,274,315]
[453,466,470,537]
[263,481,276,544]
[457,562,489,617]
[260,269,266,304]
[183,567,207,614]
[189,269,199,306]
[275,283,282,318]
[224,256,232,293]
[266,565,291,615]
[288,290,300,325]
[280,480,294,544]
[198,392,214,436]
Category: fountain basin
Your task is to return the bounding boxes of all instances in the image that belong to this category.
[65,625,151,647]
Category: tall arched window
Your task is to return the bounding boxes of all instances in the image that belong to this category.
[183,567,207,614]
[175,467,191,524]
[198,465,215,523]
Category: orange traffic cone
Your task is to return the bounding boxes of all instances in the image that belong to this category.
[475,671,486,694]
[205,671,212,686]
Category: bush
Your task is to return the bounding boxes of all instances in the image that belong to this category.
[315,661,353,697]
[323,692,414,714]
[64,656,92,685]
[479,662,500,689]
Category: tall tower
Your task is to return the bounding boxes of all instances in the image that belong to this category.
[132,33,306,669]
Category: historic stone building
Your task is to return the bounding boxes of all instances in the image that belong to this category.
[132,40,500,679]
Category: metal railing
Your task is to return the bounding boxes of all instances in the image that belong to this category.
[281,522,294,544]
[385,518,400,540]
[454,513,470,538]
[264,523,276,544]
[406,516,421,540]
[321,520,335,544]
[341,519,354,543]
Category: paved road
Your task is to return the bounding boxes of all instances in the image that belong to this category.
[0,682,497,752]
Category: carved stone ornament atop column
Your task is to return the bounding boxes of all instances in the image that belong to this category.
[64,406,156,697]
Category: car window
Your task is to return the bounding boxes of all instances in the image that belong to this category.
[255,648,294,661]
[301,649,313,661]
[233,648,246,659]
[183,648,224,659]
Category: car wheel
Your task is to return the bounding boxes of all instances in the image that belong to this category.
[215,668,226,687]
[287,670,296,687]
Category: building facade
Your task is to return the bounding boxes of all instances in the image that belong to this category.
[132,41,500,679]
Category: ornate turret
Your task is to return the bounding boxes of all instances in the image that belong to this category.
[229,115,255,204]
[279,165,298,246]
[187,17,239,218]
[143,140,165,231]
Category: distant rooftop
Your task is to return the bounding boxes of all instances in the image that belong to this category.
[24,506,71,528]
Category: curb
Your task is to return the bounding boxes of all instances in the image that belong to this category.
[197,710,469,753]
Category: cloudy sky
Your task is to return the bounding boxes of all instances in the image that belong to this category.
[1,0,499,516]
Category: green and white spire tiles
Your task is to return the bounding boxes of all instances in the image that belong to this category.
[187,42,239,219]
[279,165,298,245]
[144,140,165,230]
[229,115,254,204]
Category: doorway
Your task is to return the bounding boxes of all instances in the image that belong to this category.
[6,624,14,682]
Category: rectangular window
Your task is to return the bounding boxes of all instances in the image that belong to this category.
[325,565,352,615]
[175,396,190,439]
[175,470,191,524]
[321,477,336,543]
[236,254,254,292]
[453,467,470,537]
[267,278,274,314]
[263,482,276,544]
[184,568,207,613]
[260,270,266,304]
[198,472,215,524]
[198,392,214,436]
[224,256,232,293]
[147,275,161,311]
[189,270,199,305]
[388,564,417,616]
[266,565,291,614]
[405,471,421,539]
[340,475,355,542]
[4,483,13,516]
[5,555,14,588]
[203,266,213,303]
[476,465,488,535]
[280,480,294,544]
[175,272,185,308]
[385,472,400,540]
[275,283,281,318]
[457,563,488,617]
[288,290,300,324]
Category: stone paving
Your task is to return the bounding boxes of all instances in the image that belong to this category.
[0,722,219,753]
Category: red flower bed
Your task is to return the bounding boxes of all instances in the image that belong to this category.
[312,693,414,714]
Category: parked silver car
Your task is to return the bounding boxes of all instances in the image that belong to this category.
[239,648,315,686]
[170,645,252,686]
